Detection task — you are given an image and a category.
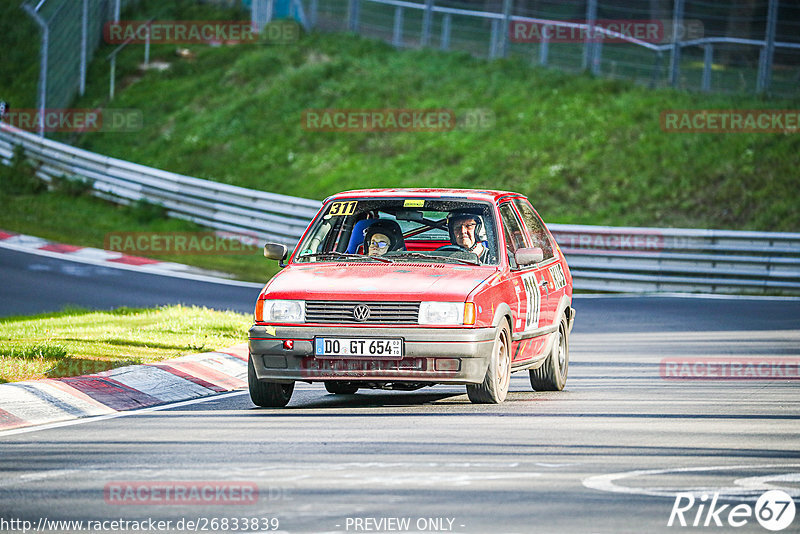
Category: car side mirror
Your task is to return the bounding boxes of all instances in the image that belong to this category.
[264,243,288,266]
[515,247,544,266]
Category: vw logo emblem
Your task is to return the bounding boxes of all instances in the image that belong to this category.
[353,304,371,322]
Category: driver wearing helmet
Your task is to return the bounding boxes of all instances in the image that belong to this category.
[448,211,490,263]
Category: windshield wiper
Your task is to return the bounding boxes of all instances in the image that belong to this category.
[393,252,481,266]
[297,252,395,264]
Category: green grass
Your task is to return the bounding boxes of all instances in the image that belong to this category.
[0,187,278,282]
[69,31,799,231]
[2,3,799,287]
[0,305,251,383]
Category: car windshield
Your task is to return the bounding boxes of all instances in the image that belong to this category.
[293,198,499,265]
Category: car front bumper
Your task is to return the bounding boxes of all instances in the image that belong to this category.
[249,324,497,384]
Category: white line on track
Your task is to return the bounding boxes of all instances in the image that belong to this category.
[0,390,249,438]
[0,241,263,288]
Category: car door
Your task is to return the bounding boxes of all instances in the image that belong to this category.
[498,202,552,362]
[512,197,566,329]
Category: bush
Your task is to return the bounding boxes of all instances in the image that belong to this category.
[0,144,45,195]
[51,174,94,197]
[129,198,167,223]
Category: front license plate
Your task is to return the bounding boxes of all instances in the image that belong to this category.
[314,338,403,358]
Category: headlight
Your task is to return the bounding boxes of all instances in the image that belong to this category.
[260,300,305,323]
[419,302,464,325]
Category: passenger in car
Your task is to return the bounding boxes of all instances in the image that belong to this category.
[363,219,405,256]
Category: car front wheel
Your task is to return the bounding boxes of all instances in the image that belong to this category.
[467,322,511,404]
[248,355,294,407]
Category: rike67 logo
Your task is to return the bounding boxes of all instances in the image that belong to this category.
[668,490,796,531]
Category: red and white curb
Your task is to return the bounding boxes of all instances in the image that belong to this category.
[0,229,260,287]
[0,344,249,432]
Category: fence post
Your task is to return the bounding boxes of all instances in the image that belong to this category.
[22,4,47,137]
[145,23,150,67]
[669,0,684,87]
[440,13,451,51]
[701,44,713,92]
[80,0,88,96]
[757,0,778,94]
[592,39,602,75]
[421,0,434,47]
[309,0,318,28]
[649,51,663,88]
[539,29,549,66]
[114,0,120,22]
[489,19,499,59]
[392,7,404,47]
[500,0,512,58]
[582,0,597,71]
[110,55,116,99]
[348,0,360,32]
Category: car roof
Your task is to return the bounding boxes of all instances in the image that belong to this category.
[324,188,523,203]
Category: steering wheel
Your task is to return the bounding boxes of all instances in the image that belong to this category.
[435,245,468,252]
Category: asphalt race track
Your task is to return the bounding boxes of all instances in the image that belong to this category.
[1,249,799,533]
[0,247,260,317]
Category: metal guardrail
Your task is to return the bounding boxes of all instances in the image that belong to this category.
[0,123,320,245]
[2,123,799,294]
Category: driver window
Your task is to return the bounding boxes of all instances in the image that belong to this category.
[513,199,554,261]
[499,203,528,269]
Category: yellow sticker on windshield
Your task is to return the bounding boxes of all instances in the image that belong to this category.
[329,201,357,216]
[404,199,425,207]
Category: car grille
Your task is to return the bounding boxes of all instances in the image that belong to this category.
[305,301,421,324]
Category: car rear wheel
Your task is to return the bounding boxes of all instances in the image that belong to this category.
[529,315,569,391]
[467,322,511,404]
[324,381,359,395]
[248,355,294,407]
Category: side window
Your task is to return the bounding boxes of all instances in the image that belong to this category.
[513,199,554,261]
[499,203,528,269]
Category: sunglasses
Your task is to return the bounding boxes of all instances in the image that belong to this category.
[369,240,390,249]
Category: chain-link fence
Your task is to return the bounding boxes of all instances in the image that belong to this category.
[301,0,800,98]
[21,0,140,136]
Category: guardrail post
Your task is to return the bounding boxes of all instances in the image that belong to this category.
[701,44,713,92]
[440,13,451,51]
[582,0,597,71]
[347,0,360,32]
[499,0,512,58]
[392,7,404,47]
[669,0,684,87]
[757,0,778,94]
[421,0,434,47]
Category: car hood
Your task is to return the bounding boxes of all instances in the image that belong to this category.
[262,262,497,301]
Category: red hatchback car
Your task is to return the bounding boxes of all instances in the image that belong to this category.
[249,189,574,406]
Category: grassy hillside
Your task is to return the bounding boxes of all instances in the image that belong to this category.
[69,31,800,231]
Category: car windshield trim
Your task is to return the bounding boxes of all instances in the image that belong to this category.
[390,251,482,266]
[295,252,395,264]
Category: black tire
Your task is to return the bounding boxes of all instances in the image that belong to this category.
[529,315,569,391]
[248,355,294,407]
[324,381,359,395]
[467,322,511,404]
